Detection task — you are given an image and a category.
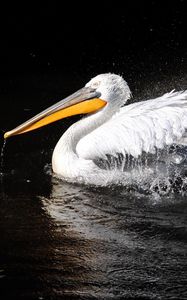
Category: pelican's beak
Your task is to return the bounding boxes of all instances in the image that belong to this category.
[4,87,106,139]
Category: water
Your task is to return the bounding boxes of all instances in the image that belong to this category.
[0,139,6,175]
[0,140,7,198]
[0,143,187,299]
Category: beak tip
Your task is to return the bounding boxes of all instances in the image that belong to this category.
[4,132,10,139]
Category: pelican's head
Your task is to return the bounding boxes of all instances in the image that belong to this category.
[86,73,131,107]
[4,73,131,139]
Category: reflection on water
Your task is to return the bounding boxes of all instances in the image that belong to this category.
[0,160,187,299]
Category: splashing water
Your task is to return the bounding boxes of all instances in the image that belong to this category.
[0,139,7,197]
[0,139,6,177]
[48,145,187,196]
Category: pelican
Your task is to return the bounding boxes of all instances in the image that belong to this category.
[4,73,187,185]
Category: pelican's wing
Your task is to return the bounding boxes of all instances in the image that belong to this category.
[76,90,187,160]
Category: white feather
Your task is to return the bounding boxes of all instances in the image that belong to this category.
[76,90,187,159]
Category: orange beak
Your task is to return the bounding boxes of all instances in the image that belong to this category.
[4,87,106,139]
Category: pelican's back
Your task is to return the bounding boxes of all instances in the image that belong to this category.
[76,90,187,160]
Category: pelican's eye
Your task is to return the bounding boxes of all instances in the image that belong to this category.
[91,81,101,89]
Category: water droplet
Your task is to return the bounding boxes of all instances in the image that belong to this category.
[0,139,7,197]
[0,139,6,177]
[171,154,184,165]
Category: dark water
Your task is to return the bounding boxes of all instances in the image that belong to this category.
[0,163,187,300]
[0,142,187,300]
[0,74,187,300]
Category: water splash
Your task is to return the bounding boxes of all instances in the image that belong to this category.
[0,139,7,196]
[0,139,6,176]
[47,145,187,196]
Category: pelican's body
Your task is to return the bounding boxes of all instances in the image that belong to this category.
[5,73,187,185]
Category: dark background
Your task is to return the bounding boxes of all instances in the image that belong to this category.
[1,0,186,75]
[0,0,186,153]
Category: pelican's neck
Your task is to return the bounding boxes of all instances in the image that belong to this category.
[54,107,114,154]
[52,107,115,178]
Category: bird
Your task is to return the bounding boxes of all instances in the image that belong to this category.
[4,73,187,185]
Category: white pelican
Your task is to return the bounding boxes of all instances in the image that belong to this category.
[4,73,187,185]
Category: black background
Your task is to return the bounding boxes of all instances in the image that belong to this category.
[0,0,186,152]
[1,1,186,76]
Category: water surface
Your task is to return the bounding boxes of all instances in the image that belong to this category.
[0,148,187,299]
